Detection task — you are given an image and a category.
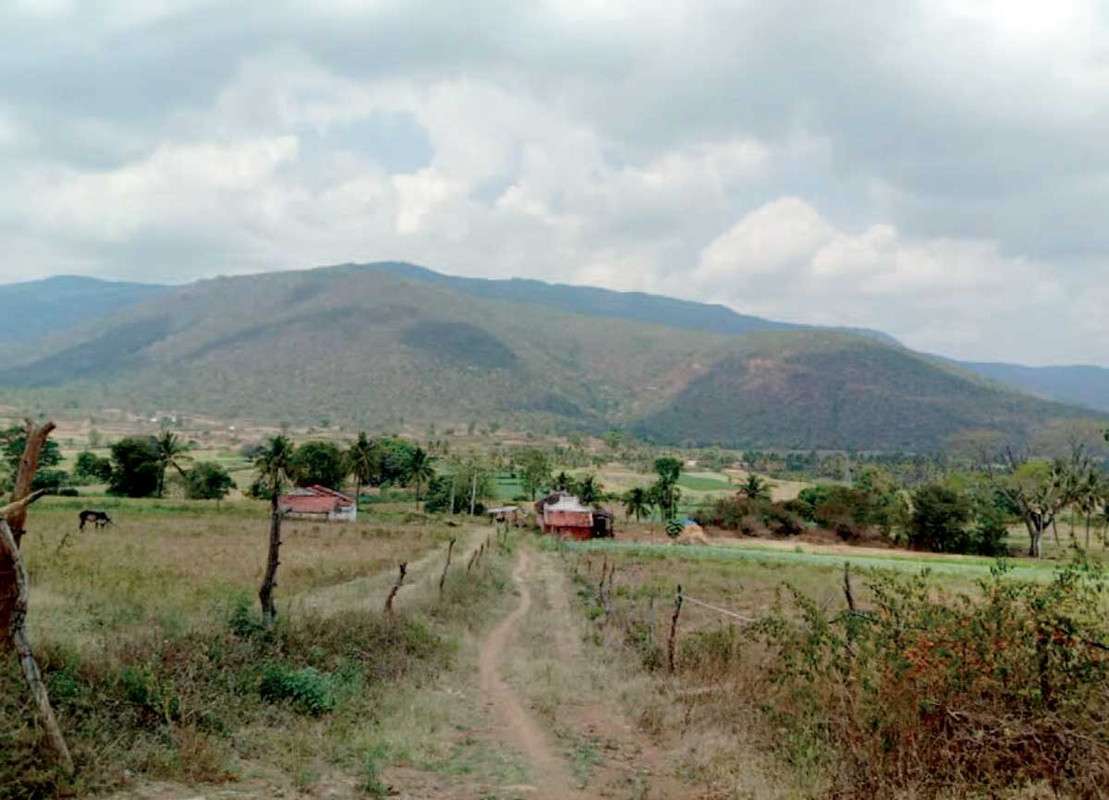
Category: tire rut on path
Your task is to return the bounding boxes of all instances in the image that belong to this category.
[478,548,583,799]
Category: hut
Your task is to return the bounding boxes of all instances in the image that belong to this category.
[279,485,357,522]
[486,505,522,525]
[535,491,613,540]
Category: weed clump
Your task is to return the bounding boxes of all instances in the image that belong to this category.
[258,664,335,716]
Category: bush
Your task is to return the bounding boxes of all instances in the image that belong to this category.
[695,495,804,537]
[258,665,336,716]
[908,483,972,552]
[754,559,1109,797]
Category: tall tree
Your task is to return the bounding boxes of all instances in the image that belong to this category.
[291,440,346,489]
[622,486,652,522]
[406,447,435,502]
[516,448,552,501]
[996,445,1087,558]
[254,436,297,626]
[345,432,378,502]
[576,474,603,504]
[154,431,191,498]
[108,436,162,498]
[652,457,683,521]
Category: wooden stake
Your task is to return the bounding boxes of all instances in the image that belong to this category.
[439,538,456,597]
[668,584,683,674]
[384,562,408,614]
[842,562,857,613]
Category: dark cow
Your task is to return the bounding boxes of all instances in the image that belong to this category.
[78,510,113,530]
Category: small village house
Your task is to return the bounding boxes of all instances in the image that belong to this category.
[279,485,357,522]
[534,492,613,540]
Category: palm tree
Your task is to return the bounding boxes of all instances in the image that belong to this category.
[406,447,435,503]
[154,431,191,498]
[346,432,377,506]
[739,474,771,502]
[577,474,603,505]
[622,486,652,522]
[552,471,574,492]
[254,435,297,626]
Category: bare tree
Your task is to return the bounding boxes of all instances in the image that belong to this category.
[0,419,73,774]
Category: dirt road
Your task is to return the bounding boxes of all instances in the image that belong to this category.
[478,548,582,798]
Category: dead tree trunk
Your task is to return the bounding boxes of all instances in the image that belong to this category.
[1,420,56,641]
[384,562,408,613]
[0,419,73,774]
[0,518,73,774]
[258,496,283,626]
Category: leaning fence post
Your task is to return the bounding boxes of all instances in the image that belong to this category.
[384,562,408,614]
[439,538,456,597]
[842,562,856,613]
[668,584,684,674]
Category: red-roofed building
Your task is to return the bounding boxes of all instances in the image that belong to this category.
[279,485,357,522]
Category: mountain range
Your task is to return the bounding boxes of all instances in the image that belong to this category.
[0,262,1105,451]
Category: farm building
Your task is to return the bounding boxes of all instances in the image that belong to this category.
[279,485,357,522]
[487,505,523,525]
[534,492,613,540]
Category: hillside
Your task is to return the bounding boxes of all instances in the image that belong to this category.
[0,262,1100,451]
[958,361,1109,414]
[0,275,168,346]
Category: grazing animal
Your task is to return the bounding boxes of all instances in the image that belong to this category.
[78,510,113,530]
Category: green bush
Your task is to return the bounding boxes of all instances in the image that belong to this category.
[754,559,1109,796]
[258,664,336,716]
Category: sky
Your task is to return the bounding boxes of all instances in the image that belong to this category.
[1,1,1107,366]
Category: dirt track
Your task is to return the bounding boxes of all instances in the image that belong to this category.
[478,548,582,798]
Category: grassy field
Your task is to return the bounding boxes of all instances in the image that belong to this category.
[553,532,1109,798]
[2,497,510,799]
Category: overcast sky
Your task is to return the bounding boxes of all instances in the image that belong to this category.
[1,1,1107,365]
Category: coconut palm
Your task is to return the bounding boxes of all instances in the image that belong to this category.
[346,432,378,505]
[154,431,192,498]
[622,486,652,522]
[406,447,435,503]
[739,474,771,502]
[254,435,297,625]
[577,474,603,504]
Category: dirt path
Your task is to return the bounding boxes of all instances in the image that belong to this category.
[478,548,582,798]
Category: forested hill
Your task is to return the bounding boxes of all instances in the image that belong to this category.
[0,275,169,345]
[0,262,1101,451]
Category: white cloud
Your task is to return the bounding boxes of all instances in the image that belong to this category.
[0,2,1107,365]
[684,197,1096,363]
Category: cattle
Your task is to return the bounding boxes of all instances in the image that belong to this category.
[77,510,113,530]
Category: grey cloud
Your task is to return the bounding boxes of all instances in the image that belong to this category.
[0,1,1106,363]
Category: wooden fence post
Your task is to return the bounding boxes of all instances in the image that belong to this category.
[667,584,684,674]
[842,562,856,613]
[384,562,408,614]
[439,538,456,597]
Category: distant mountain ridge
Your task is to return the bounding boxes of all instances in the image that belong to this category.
[352,261,900,343]
[0,261,1103,450]
[0,275,170,354]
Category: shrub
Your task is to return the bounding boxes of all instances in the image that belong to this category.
[258,665,336,716]
[908,483,972,552]
[754,559,1109,797]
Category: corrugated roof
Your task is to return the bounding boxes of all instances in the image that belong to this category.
[280,495,342,514]
[545,495,590,513]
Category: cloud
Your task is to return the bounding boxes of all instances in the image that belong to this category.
[685,197,1096,363]
[0,2,1106,364]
